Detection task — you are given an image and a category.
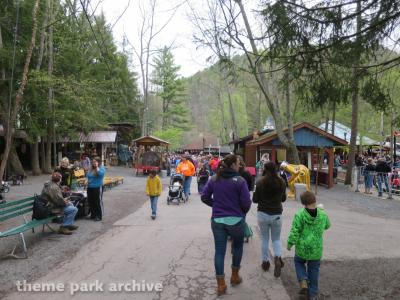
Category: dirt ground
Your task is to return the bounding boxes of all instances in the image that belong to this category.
[281,257,400,300]
[0,166,169,298]
[279,185,400,300]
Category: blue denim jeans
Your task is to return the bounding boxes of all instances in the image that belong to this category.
[377,174,389,195]
[211,218,245,276]
[62,203,78,226]
[149,196,158,216]
[364,172,373,188]
[257,211,282,262]
[183,176,192,197]
[294,255,320,298]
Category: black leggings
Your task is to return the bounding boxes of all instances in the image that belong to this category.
[87,187,102,219]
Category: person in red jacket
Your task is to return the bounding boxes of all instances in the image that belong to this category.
[209,155,220,176]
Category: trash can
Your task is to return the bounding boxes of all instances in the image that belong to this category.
[294,183,308,202]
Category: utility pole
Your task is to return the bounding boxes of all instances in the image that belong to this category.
[380,112,384,157]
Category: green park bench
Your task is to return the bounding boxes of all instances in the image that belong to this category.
[0,197,56,259]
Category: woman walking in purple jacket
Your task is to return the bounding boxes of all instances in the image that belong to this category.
[201,154,252,296]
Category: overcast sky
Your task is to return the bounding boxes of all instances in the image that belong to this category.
[95,0,216,78]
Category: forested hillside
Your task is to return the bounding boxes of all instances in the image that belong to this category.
[183,54,400,145]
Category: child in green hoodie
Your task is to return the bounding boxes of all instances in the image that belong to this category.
[287,191,330,300]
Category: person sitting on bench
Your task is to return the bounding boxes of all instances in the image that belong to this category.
[41,172,78,235]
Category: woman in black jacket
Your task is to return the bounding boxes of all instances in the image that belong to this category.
[237,156,254,192]
[253,161,286,277]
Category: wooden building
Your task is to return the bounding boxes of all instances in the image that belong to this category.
[243,122,348,188]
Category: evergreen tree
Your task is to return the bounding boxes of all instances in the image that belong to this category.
[151,47,189,130]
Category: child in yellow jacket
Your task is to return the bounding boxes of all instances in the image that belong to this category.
[145,170,162,220]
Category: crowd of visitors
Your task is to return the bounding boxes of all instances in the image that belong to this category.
[355,154,397,197]
[38,149,331,299]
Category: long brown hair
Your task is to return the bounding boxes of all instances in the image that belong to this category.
[216,154,237,180]
[260,161,284,190]
[91,156,102,176]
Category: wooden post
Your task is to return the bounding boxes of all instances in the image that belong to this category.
[327,148,334,188]
[315,148,320,195]
[271,148,277,163]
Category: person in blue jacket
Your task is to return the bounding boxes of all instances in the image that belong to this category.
[87,157,105,221]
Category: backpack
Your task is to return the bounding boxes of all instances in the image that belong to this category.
[32,194,52,220]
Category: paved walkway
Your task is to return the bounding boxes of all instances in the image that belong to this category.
[4,179,400,299]
[4,181,290,300]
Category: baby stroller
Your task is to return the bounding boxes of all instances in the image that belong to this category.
[167,173,185,205]
[62,188,89,219]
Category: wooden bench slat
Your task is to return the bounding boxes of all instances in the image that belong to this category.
[0,207,33,222]
[0,202,33,216]
[0,197,35,209]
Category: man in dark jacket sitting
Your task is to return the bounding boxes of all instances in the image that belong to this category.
[41,172,78,235]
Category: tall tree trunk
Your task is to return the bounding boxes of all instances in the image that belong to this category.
[331,101,336,136]
[162,99,167,130]
[258,92,262,129]
[40,140,46,170]
[0,0,41,181]
[236,0,299,162]
[31,140,41,175]
[31,0,49,176]
[44,0,55,172]
[226,90,238,140]
[324,104,329,132]
[48,0,57,167]
[0,26,5,80]
[217,90,228,142]
[345,0,362,185]
[45,138,52,173]
[9,147,25,176]
[284,70,300,164]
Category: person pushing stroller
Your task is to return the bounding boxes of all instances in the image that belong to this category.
[176,156,195,201]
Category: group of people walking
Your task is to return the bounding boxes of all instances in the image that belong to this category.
[361,156,392,197]
[201,154,330,299]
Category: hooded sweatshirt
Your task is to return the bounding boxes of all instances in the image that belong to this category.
[201,168,251,218]
[146,175,162,197]
[287,207,331,260]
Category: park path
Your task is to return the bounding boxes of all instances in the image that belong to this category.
[4,181,290,300]
[4,179,400,299]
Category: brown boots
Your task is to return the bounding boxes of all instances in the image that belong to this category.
[261,260,270,271]
[216,267,243,296]
[216,275,227,296]
[299,279,309,298]
[58,226,72,235]
[230,266,242,286]
[66,225,79,231]
[274,256,284,277]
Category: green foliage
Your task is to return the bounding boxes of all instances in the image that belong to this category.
[0,1,140,147]
[151,47,189,130]
[361,76,392,113]
[295,65,352,110]
[153,128,184,150]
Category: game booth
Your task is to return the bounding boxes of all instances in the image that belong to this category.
[132,136,170,176]
[244,122,348,190]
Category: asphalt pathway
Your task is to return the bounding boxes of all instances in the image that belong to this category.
[3,176,400,299]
